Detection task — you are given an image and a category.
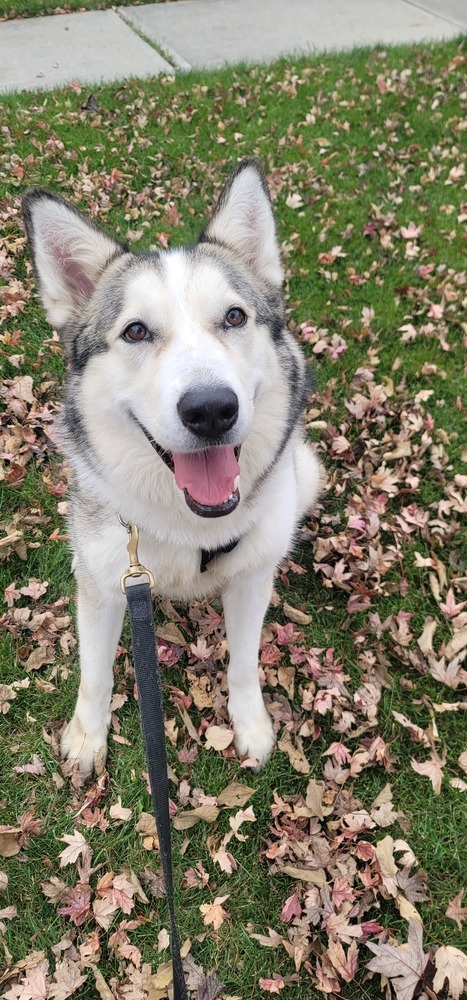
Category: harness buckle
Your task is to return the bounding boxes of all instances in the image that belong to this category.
[120,520,155,593]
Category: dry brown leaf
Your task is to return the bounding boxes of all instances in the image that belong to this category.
[366,919,429,1000]
[156,622,187,646]
[417,617,437,655]
[109,797,132,822]
[204,726,234,751]
[58,830,91,868]
[281,866,326,886]
[446,890,467,930]
[304,778,325,820]
[375,835,398,897]
[93,969,114,1000]
[200,894,230,930]
[277,665,295,699]
[135,812,157,836]
[370,784,400,828]
[277,732,310,774]
[411,750,446,795]
[0,828,21,858]
[433,945,467,1000]
[216,781,256,808]
[445,626,467,658]
[48,957,87,999]
[173,805,219,831]
[150,960,173,989]
[282,601,311,625]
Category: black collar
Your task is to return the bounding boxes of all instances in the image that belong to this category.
[200,537,240,573]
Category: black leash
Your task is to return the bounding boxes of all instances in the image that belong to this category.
[120,523,188,1000]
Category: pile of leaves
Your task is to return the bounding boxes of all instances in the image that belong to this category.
[1,37,466,1000]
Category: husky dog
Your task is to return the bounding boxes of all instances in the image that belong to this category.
[23,158,322,775]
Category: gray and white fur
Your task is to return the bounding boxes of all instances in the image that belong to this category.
[23,158,322,774]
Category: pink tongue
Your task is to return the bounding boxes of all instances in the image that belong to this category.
[172,446,239,506]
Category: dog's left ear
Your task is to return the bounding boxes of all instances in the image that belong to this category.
[200,158,283,287]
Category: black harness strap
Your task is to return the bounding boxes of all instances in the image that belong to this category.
[125,581,188,1000]
[200,537,240,573]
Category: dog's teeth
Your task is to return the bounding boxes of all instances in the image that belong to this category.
[234,475,240,492]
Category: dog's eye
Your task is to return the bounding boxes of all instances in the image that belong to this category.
[122,322,151,343]
[225,307,247,328]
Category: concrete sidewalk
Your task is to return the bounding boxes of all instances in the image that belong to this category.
[0,0,466,94]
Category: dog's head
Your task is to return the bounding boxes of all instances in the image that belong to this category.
[23,159,296,518]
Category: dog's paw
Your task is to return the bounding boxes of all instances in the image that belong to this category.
[61,715,108,777]
[231,707,276,769]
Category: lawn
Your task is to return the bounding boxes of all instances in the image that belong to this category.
[0,0,164,21]
[1,38,467,1000]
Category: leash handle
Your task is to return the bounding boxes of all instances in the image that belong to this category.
[125,581,188,1000]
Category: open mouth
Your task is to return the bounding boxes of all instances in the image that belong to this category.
[131,415,241,518]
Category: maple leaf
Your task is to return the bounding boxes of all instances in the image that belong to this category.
[395,865,430,904]
[58,830,92,868]
[327,939,358,983]
[3,957,49,999]
[410,750,446,795]
[280,891,301,923]
[57,883,92,926]
[440,588,467,619]
[112,872,136,914]
[12,754,45,776]
[19,578,49,601]
[200,894,230,930]
[432,945,467,1000]
[446,889,467,930]
[48,958,87,999]
[400,221,422,239]
[366,920,429,1000]
[92,895,119,930]
[259,977,286,993]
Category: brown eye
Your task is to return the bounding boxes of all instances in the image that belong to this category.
[225,307,247,328]
[122,322,151,343]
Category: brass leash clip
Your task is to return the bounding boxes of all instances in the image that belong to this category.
[120,520,155,593]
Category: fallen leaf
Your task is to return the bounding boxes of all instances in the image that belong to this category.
[411,751,446,795]
[432,945,467,1000]
[446,890,467,930]
[200,894,230,930]
[109,797,132,822]
[216,781,256,808]
[173,805,219,831]
[204,726,234,751]
[277,732,310,774]
[366,919,429,1000]
[282,601,311,625]
[58,830,92,868]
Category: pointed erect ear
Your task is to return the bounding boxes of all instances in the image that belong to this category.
[200,158,283,287]
[22,188,126,329]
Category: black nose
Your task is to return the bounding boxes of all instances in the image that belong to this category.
[177,386,239,440]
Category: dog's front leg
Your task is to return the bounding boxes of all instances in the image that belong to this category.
[61,571,125,776]
[222,566,276,767]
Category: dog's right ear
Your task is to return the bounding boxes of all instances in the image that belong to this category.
[22,188,126,329]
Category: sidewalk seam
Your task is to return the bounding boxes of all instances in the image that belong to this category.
[400,0,467,30]
[116,8,192,71]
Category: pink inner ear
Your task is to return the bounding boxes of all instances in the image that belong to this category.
[62,257,94,299]
[51,238,94,301]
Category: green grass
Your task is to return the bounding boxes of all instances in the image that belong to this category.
[1,38,467,1000]
[0,0,165,19]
